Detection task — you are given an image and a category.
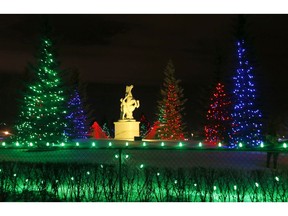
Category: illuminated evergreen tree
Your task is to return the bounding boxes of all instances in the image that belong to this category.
[157,60,186,140]
[230,39,263,147]
[205,82,232,145]
[15,33,68,145]
[102,122,111,138]
[66,89,88,139]
[140,113,151,137]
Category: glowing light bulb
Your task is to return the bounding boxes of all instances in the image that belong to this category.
[61,143,65,147]
[143,142,146,147]
[109,142,112,147]
[2,142,5,146]
[174,180,177,184]
[283,143,287,148]
[26,179,29,182]
[255,182,259,187]
[92,142,95,147]
[275,176,279,182]
[194,184,197,187]
[16,142,19,147]
[125,154,129,159]
[179,142,183,147]
[115,154,119,159]
[260,142,264,148]
[157,172,160,176]
[140,164,144,169]
[29,142,33,147]
[218,143,222,147]
[46,142,49,146]
[161,142,165,147]
[87,171,90,175]
[71,177,74,181]
[234,185,237,190]
[13,173,16,177]
[199,142,202,147]
[126,142,129,146]
[239,143,243,148]
[213,186,217,191]
[76,142,79,146]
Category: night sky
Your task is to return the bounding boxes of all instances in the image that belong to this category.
[1,14,288,132]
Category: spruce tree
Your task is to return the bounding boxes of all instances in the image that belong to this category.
[66,89,88,139]
[230,15,263,147]
[15,32,68,145]
[205,82,232,145]
[157,60,186,140]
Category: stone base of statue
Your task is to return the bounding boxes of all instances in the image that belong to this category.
[114,120,140,140]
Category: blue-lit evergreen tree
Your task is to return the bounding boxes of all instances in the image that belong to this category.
[66,89,88,139]
[230,39,263,147]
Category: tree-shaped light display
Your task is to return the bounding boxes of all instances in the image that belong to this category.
[66,89,88,139]
[205,82,232,145]
[15,34,68,145]
[157,60,186,140]
[230,39,263,147]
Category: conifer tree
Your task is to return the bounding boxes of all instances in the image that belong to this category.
[205,82,232,145]
[157,60,186,140]
[15,31,68,145]
[66,89,88,139]
[230,15,263,147]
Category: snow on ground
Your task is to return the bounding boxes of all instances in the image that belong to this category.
[1,139,288,171]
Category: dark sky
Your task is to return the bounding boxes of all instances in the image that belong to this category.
[1,14,288,130]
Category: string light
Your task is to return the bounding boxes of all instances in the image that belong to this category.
[142,142,146,147]
[126,142,129,147]
[109,142,112,147]
[231,40,263,148]
[161,142,165,147]
[92,142,96,147]
[205,83,231,146]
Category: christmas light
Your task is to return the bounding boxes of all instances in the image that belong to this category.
[275,176,279,182]
[218,142,222,147]
[76,142,79,146]
[157,60,186,140]
[255,182,259,187]
[66,89,88,140]
[199,142,202,147]
[161,142,165,147]
[126,142,129,147]
[140,164,144,169]
[125,154,129,159]
[61,143,65,147]
[179,142,183,147]
[71,177,74,181]
[115,154,119,159]
[14,35,68,145]
[157,172,160,176]
[87,171,90,175]
[109,142,112,147]
[283,143,287,148]
[174,180,177,184]
[13,174,16,177]
[2,142,5,146]
[46,142,49,146]
[239,142,243,148]
[234,185,237,190]
[29,142,33,147]
[205,82,231,146]
[213,186,217,191]
[230,40,263,147]
[92,142,96,147]
[260,142,264,148]
[142,142,146,147]
[16,142,19,147]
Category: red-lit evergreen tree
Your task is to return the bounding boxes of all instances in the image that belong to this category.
[205,82,232,145]
[157,60,186,140]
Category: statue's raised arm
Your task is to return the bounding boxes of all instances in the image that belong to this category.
[120,85,140,120]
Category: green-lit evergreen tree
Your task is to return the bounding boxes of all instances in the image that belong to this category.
[15,29,68,145]
[157,60,186,140]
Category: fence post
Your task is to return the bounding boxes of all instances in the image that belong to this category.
[118,148,123,200]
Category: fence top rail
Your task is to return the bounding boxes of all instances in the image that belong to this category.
[0,139,287,153]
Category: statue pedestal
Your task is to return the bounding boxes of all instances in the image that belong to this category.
[114,120,140,140]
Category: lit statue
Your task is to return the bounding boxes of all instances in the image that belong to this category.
[120,85,140,120]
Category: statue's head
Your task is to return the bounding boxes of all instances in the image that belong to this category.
[126,85,134,95]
